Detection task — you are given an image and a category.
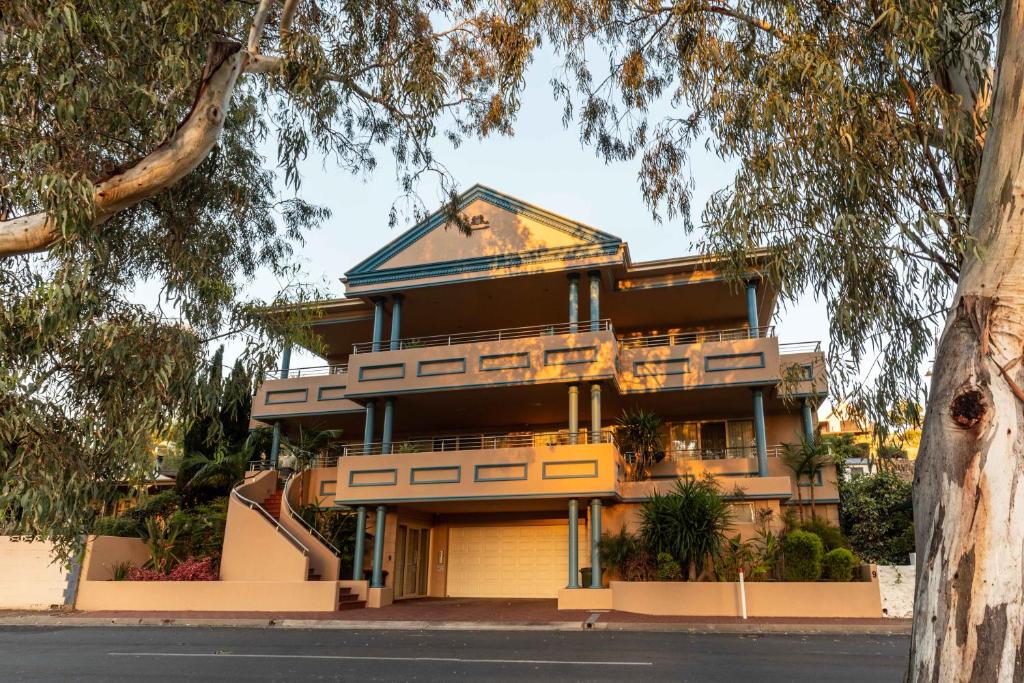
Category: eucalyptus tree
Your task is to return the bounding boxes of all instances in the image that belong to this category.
[0,1,536,561]
[536,0,1022,678]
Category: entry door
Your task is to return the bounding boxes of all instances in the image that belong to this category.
[395,525,430,599]
[700,421,728,458]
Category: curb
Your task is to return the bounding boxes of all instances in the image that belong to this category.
[0,615,911,636]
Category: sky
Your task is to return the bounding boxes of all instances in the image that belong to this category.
[258,50,830,371]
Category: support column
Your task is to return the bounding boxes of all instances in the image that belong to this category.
[371,505,387,588]
[568,273,580,333]
[588,270,601,331]
[752,388,768,476]
[269,422,282,467]
[589,499,602,588]
[802,398,815,442]
[382,398,395,454]
[590,383,602,443]
[567,499,580,588]
[746,280,760,337]
[389,294,404,351]
[568,384,579,445]
[352,506,367,580]
[371,297,385,352]
[279,346,292,379]
[362,400,376,454]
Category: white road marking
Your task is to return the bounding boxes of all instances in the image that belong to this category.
[108,651,652,666]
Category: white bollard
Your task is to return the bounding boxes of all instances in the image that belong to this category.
[738,568,748,620]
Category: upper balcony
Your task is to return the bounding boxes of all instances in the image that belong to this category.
[615,325,781,394]
[345,320,618,399]
[778,341,829,397]
[251,364,363,421]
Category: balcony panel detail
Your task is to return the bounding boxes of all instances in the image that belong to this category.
[346,329,616,398]
[617,336,779,394]
[252,371,362,420]
[334,443,621,504]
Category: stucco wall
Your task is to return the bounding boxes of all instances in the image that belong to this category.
[0,537,74,609]
[83,536,151,581]
[877,565,915,618]
[282,472,341,581]
[76,579,340,612]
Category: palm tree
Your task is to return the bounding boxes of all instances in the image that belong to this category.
[617,407,663,481]
[781,434,831,521]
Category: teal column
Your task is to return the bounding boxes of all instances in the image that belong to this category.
[371,505,387,588]
[371,298,385,352]
[753,388,768,476]
[568,385,579,445]
[269,421,282,466]
[389,294,403,351]
[746,280,759,337]
[568,273,580,333]
[352,506,367,580]
[802,398,815,442]
[567,499,580,588]
[362,400,376,454]
[382,398,395,454]
[280,346,292,379]
[588,271,601,331]
[590,383,602,443]
[589,499,602,588]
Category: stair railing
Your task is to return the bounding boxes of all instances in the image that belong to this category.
[230,485,310,557]
[283,473,343,559]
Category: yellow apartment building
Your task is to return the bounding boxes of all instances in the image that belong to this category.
[248,185,832,605]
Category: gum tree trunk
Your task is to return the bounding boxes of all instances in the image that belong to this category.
[909,2,1024,680]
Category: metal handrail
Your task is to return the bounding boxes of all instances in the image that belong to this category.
[617,325,776,349]
[778,341,822,354]
[352,319,614,353]
[283,474,343,559]
[265,363,348,380]
[230,487,310,556]
[658,444,784,462]
[328,429,617,460]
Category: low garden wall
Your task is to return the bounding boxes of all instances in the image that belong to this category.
[75,535,359,612]
[0,537,76,609]
[558,565,882,618]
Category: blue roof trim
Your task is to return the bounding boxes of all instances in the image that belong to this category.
[345,184,622,277]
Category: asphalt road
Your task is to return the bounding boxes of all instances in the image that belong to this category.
[1,626,909,682]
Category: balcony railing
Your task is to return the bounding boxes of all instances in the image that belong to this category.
[617,325,775,350]
[316,429,616,462]
[264,363,348,380]
[778,341,822,354]
[659,444,784,461]
[351,319,614,354]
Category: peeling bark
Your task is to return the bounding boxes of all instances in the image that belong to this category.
[0,40,245,257]
[909,1,1024,680]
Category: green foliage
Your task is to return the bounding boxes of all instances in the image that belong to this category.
[839,472,915,565]
[782,530,824,582]
[800,518,851,553]
[1,1,540,561]
[655,552,683,581]
[168,498,228,563]
[111,560,134,581]
[640,475,732,580]
[599,528,642,579]
[139,517,181,572]
[299,505,357,578]
[617,408,663,481]
[127,491,182,523]
[92,516,139,538]
[822,548,857,582]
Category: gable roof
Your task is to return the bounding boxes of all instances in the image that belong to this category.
[343,185,624,294]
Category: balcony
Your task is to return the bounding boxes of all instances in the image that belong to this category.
[345,320,618,399]
[616,326,780,393]
[251,364,363,420]
[778,341,828,397]
[332,430,623,505]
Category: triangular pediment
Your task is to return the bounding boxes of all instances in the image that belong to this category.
[345,186,622,290]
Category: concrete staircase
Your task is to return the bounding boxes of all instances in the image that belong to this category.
[262,486,284,519]
[337,586,366,610]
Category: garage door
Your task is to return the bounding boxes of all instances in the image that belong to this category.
[447,524,589,598]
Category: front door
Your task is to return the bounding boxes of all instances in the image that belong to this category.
[394,524,430,599]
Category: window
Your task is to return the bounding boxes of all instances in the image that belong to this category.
[730,503,756,523]
[666,419,755,458]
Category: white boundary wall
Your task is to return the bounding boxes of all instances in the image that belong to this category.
[0,537,73,609]
[877,564,915,618]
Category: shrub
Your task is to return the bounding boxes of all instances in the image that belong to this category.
[167,557,218,581]
[126,566,167,581]
[782,530,824,581]
[600,528,641,579]
[839,471,914,564]
[110,561,134,581]
[640,475,732,580]
[802,517,851,552]
[169,498,228,562]
[822,548,857,582]
[92,516,139,537]
[656,552,683,581]
[623,549,657,582]
[127,490,182,523]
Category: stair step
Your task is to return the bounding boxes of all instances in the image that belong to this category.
[338,593,361,603]
[338,587,352,595]
[336,600,366,611]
